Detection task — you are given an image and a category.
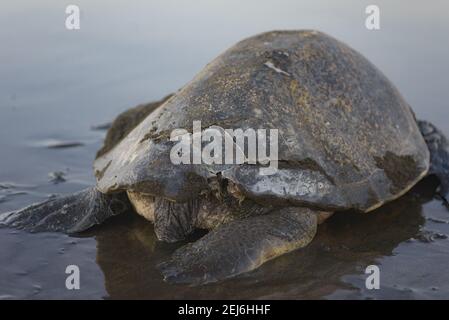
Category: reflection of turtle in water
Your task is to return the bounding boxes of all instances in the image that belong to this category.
[89,177,435,299]
[1,31,449,285]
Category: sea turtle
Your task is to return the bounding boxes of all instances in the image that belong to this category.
[1,30,448,285]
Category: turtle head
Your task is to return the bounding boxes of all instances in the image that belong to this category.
[127,190,199,243]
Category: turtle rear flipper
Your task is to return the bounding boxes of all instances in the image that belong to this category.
[0,187,131,234]
[158,207,318,285]
[418,120,449,196]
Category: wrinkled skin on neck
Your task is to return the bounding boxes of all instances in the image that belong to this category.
[127,182,331,244]
[127,189,272,243]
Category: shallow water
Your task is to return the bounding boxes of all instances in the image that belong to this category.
[1,0,449,299]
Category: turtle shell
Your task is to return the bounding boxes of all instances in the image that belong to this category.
[93,30,429,212]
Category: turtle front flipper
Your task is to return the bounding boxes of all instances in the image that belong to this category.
[418,120,449,196]
[158,207,319,285]
[0,187,132,234]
